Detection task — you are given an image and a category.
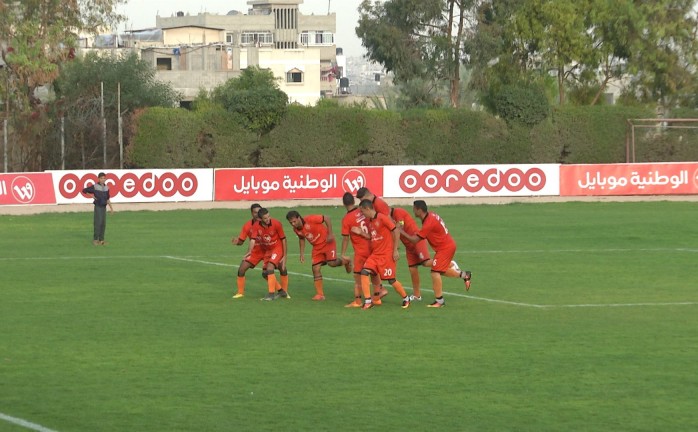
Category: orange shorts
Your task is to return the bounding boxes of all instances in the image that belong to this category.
[352,251,370,273]
[404,239,431,267]
[311,239,337,266]
[261,243,284,268]
[247,244,283,268]
[246,247,266,267]
[364,254,397,281]
[431,245,456,273]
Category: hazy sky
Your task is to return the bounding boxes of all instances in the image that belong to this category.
[118,0,366,56]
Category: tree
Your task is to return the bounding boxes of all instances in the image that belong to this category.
[211,66,288,137]
[467,0,698,107]
[356,0,474,108]
[0,0,125,112]
[0,0,125,171]
[50,52,180,169]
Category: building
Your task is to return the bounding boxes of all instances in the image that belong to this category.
[146,0,337,105]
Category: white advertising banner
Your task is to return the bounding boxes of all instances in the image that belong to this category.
[383,164,560,197]
[50,169,214,204]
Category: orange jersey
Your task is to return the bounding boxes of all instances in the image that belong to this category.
[254,218,286,250]
[292,214,328,247]
[373,196,391,216]
[341,207,371,257]
[237,218,258,243]
[367,212,396,257]
[390,207,420,246]
[418,212,457,251]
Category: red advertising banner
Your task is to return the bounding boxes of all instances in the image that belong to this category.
[560,163,698,196]
[0,173,57,205]
[215,167,384,201]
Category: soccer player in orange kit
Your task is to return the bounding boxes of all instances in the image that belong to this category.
[354,199,411,310]
[232,204,290,299]
[340,192,384,307]
[255,207,290,301]
[390,206,431,301]
[286,210,351,300]
[398,200,472,308]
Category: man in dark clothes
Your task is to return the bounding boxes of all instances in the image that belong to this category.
[82,172,114,245]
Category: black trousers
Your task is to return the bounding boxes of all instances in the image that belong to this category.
[93,205,107,241]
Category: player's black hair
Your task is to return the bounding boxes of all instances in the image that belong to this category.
[286,210,301,220]
[257,208,269,218]
[342,192,355,206]
[356,187,370,199]
[250,203,262,211]
[359,199,374,209]
[413,200,428,212]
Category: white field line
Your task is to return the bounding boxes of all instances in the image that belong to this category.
[1,246,696,262]
[162,256,698,309]
[1,254,695,308]
[0,412,58,432]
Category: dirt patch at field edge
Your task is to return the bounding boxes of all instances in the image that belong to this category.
[1,195,697,215]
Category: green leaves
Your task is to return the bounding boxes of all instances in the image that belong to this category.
[469,0,698,107]
[211,66,288,136]
[357,0,472,107]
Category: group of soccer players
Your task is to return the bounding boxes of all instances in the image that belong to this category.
[231,187,472,309]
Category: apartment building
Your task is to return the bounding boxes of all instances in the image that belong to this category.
[147,0,337,105]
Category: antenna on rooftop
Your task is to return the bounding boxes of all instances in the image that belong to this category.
[328,0,331,15]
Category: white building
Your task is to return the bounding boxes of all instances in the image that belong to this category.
[148,0,337,105]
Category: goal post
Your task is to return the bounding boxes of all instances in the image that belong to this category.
[626,118,698,163]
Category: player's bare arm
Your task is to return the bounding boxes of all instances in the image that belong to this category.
[323,215,335,243]
[298,238,306,263]
[351,226,370,239]
[392,228,400,261]
[398,226,420,244]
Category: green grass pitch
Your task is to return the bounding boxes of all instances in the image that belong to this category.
[1,201,697,431]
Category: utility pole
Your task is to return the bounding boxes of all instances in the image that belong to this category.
[101,81,106,167]
[118,82,123,169]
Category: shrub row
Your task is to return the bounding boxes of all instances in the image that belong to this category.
[127,104,698,168]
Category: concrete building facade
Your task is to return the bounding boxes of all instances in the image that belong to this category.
[149,0,337,105]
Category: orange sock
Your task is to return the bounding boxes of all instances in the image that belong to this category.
[275,279,282,290]
[281,274,289,291]
[313,278,324,296]
[360,274,371,300]
[236,276,245,295]
[267,274,277,294]
[392,280,407,298]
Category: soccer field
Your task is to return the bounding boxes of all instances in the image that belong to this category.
[1,201,697,432]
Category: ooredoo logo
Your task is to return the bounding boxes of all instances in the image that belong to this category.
[58,172,199,199]
[341,169,367,193]
[11,176,36,203]
[399,167,546,193]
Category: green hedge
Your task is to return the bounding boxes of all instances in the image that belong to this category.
[126,106,256,168]
[128,104,698,168]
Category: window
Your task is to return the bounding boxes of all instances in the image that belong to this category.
[286,69,303,83]
[226,33,234,44]
[241,31,273,46]
[300,31,334,46]
[156,58,172,71]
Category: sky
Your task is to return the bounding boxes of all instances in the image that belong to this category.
[117,0,366,56]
